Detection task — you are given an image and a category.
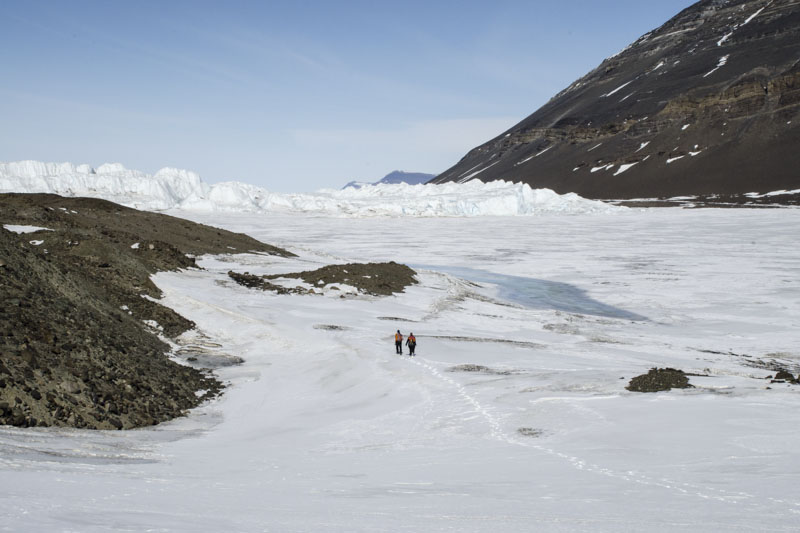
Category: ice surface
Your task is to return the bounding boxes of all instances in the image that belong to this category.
[2,209,798,531]
[0,160,619,217]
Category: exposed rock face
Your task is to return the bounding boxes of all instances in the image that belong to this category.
[433,0,800,201]
[0,193,292,429]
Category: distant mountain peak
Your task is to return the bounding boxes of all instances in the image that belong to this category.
[342,170,434,189]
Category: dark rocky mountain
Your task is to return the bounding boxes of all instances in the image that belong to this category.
[343,170,435,189]
[432,0,800,202]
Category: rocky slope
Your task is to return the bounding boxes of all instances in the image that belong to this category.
[0,193,292,429]
[433,0,800,202]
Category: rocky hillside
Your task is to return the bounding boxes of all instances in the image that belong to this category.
[433,0,800,202]
[0,193,292,429]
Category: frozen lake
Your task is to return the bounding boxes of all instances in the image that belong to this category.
[2,207,799,531]
[409,264,648,319]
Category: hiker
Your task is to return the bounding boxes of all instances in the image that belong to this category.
[395,330,403,354]
[406,332,417,356]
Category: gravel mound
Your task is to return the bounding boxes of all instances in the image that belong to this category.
[230,261,418,296]
[626,368,693,393]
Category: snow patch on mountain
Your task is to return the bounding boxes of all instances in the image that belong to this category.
[0,160,620,217]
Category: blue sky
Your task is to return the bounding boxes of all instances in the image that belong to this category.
[1,0,695,192]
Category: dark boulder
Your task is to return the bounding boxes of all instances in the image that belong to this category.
[771,370,798,383]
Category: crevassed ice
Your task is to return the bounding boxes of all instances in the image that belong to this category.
[0,160,622,217]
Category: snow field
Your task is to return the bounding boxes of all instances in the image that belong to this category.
[1,208,799,531]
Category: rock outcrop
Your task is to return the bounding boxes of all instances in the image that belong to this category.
[0,193,292,429]
[433,0,800,202]
[229,262,418,296]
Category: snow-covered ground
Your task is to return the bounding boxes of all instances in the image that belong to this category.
[0,160,617,216]
[2,207,799,531]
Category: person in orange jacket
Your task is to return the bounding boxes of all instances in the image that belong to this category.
[395,330,403,354]
[406,332,417,356]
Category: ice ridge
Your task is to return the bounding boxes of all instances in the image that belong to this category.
[0,160,621,216]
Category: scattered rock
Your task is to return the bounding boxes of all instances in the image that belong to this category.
[449,364,493,373]
[771,370,798,384]
[626,368,693,393]
[517,427,543,438]
[447,364,513,375]
[227,271,290,293]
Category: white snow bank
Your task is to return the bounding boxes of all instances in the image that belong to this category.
[601,80,634,98]
[0,160,621,217]
[307,180,619,216]
[613,162,639,176]
[703,55,729,78]
[3,224,53,234]
[745,189,800,198]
